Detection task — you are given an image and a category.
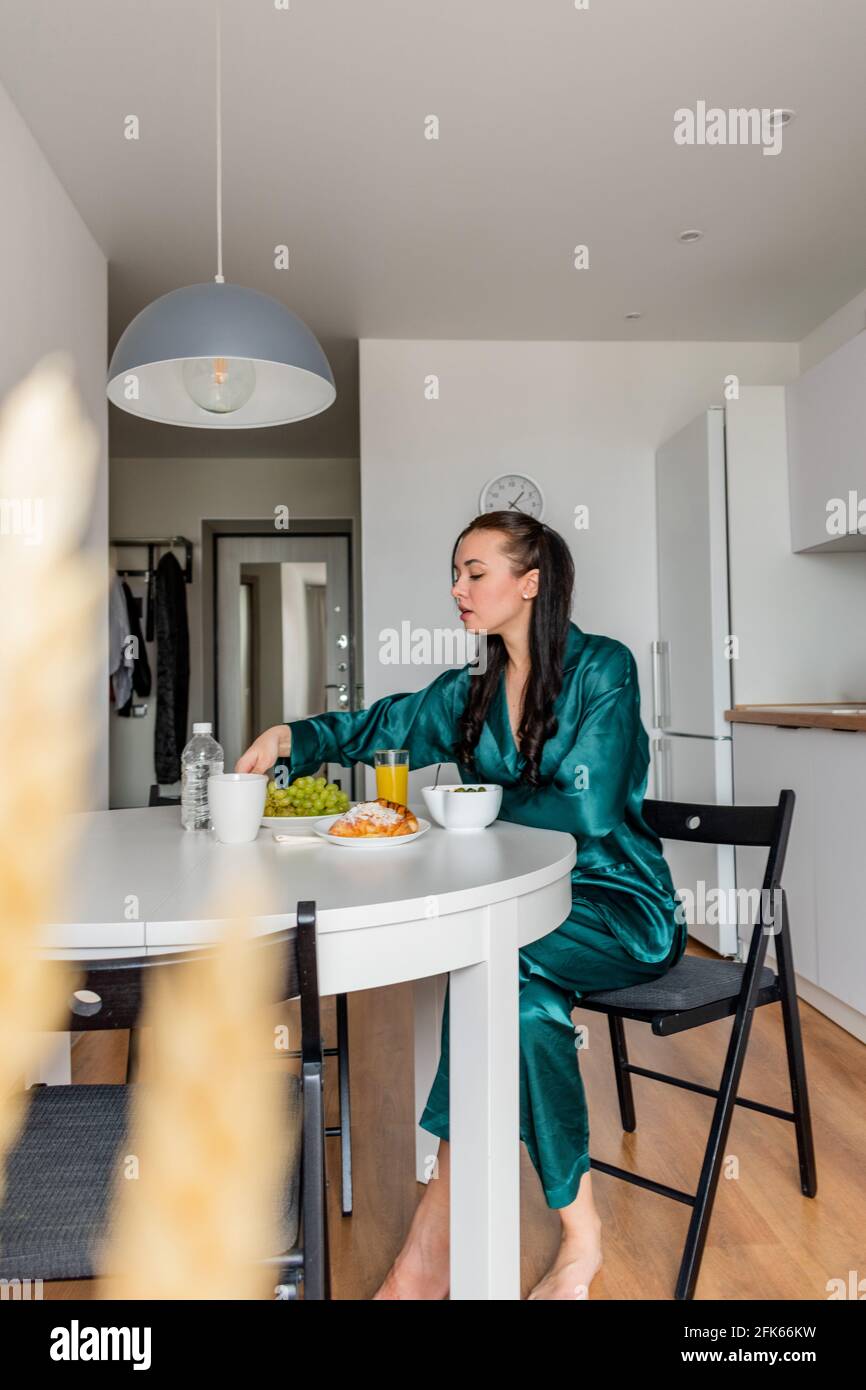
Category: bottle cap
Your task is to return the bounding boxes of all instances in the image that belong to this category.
[192,722,212,734]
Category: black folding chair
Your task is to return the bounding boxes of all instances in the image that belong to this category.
[577,790,816,1300]
[0,900,330,1300]
[280,994,354,1217]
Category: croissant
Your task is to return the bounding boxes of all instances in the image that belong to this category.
[328,797,419,837]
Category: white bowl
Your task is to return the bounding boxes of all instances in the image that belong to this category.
[421,783,502,829]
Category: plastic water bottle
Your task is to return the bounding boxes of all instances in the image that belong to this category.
[180,722,224,831]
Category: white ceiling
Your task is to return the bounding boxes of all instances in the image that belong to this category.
[1,0,865,457]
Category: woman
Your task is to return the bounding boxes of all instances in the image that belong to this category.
[236,511,686,1300]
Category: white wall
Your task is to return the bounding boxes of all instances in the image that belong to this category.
[359,338,798,790]
[799,290,866,372]
[108,454,360,807]
[0,79,108,807]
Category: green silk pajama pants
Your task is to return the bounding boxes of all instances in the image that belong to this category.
[418,899,688,1210]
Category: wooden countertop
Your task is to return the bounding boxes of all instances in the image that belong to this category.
[725,704,866,732]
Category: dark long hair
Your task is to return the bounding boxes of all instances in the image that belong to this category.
[451,512,575,788]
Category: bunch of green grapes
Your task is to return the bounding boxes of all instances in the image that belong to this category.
[264,775,351,818]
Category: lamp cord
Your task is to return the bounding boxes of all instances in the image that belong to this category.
[214,0,224,284]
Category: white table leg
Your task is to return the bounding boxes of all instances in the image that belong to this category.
[413,973,447,1183]
[449,897,520,1300]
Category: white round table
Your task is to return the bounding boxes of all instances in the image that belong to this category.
[43,804,577,1300]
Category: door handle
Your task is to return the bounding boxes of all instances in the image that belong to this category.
[324,682,349,707]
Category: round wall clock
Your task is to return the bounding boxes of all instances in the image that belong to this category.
[478,473,545,519]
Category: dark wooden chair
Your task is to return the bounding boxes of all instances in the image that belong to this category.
[577,790,816,1300]
[0,901,330,1300]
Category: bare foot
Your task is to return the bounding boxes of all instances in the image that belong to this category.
[372,1219,450,1300]
[527,1220,603,1300]
[372,1191,450,1299]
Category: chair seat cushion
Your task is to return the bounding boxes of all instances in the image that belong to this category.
[0,1074,303,1283]
[580,954,777,1013]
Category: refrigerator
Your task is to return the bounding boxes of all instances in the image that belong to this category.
[652,407,739,957]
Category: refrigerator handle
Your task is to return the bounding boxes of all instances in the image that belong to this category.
[651,736,662,799]
[652,641,670,728]
[651,735,672,801]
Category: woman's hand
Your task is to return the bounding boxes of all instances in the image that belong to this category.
[235,724,292,774]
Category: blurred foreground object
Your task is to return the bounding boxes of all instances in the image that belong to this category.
[0,354,104,1200]
[100,900,290,1299]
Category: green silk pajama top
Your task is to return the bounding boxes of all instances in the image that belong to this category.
[285,619,681,964]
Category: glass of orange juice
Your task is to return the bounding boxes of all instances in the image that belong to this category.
[374,748,409,804]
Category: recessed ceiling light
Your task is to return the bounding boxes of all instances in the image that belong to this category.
[679,229,704,243]
[768,108,795,128]
[624,311,642,320]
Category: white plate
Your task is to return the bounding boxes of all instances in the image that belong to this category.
[262,804,356,833]
[313,813,431,849]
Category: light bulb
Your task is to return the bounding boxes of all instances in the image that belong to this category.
[182,356,256,414]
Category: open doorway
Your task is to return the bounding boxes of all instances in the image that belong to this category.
[206,522,358,795]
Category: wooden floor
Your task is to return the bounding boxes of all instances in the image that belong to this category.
[44,935,864,1300]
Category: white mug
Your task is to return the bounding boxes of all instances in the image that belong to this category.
[208,772,267,844]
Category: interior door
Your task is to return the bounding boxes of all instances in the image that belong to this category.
[216,534,354,789]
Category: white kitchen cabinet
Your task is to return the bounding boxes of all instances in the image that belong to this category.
[731,723,817,984]
[811,728,866,1016]
[785,327,866,553]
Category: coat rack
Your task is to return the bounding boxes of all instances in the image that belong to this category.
[111,535,193,641]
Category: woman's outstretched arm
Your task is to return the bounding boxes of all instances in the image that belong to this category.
[236,667,462,777]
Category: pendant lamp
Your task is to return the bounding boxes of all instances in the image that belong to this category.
[106,3,335,428]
